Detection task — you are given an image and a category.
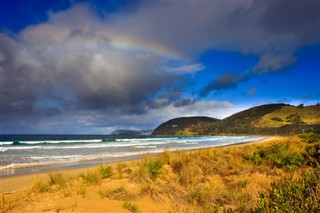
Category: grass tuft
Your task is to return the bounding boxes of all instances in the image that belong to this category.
[131,156,165,182]
[116,163,126,179]
[32,178,49,193]
[139,183,163,202]
[100,186,135,200]
[77,186,86,198]
[48,172,68,189]
[98,165,113,179]
[123,201,142,213]
[144,159,164,180]
[188,185,214,208]
[80,170,101,185]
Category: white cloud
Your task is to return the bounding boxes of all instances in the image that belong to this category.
[165,63,205,74]
[147,100,246,123]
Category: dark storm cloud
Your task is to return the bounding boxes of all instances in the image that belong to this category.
[0,12,177,134]
[115,0,319,54]
[1,34,41,115]
[0,5,177,116]
[200,74,248,97]
[258,1,320,43]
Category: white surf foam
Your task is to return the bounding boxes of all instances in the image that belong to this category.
[18,139,103,144]
[0,141,13,145]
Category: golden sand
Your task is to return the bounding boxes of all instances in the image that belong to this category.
[1,136,292,212]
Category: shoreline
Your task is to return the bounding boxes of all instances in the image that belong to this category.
[1,136,277,193]
[0,155,142,178]
[1,136,268,178]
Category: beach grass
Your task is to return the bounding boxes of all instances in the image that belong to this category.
[123,201,142,213]
[80,170,101,185]
[98,165,113,179]
[99,185,136,200]
[1,136,319,212]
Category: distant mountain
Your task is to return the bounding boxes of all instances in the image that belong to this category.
[152,116,220,136]
[152,104,320,135]
[111,129,152,136]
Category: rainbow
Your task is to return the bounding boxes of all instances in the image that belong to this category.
[109,34,184,61]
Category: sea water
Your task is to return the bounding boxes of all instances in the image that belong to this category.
[0,135,264,177]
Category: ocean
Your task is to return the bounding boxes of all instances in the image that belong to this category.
[0,135,265,177]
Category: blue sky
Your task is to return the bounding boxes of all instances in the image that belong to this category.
[1,0,319,134]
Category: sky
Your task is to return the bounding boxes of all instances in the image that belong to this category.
[1,0,319,134]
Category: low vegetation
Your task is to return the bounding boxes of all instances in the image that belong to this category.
[244,143,306,170]
[80,170,101,185]
[299,133,320,143]
[2,136,320,212]
[100,185,136,200]
[251,169,320,212]
[98,165,113,179]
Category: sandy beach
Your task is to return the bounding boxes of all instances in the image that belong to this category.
[2,136,303,212]
[1,160,135,193]
[1,136,274,193]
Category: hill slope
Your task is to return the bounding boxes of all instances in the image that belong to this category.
[152,116,220,135]
[152,104,320,135]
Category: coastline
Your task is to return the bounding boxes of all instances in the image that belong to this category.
[1,135,268,178]
[1,136,277,193]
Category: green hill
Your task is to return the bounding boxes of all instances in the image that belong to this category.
[152,104,320,135]
[152,116,220,136]
[254,105,320,128]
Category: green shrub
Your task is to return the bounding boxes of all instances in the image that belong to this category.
[250,169,320,212]
[144,159,164,180]
[244,144,306,170]
[305,143,320,167]
[280,152,306,170]
[299,133,320,143]
[243,152,263,165]
[99,165,113,179]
